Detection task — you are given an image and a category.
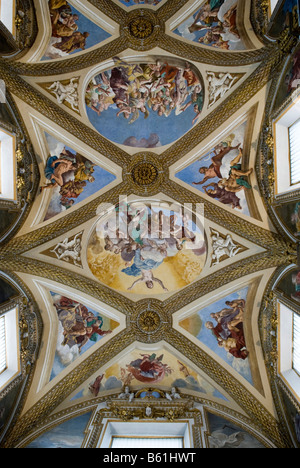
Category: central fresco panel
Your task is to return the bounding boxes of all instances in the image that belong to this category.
[87,200,207,295]
[85,57,204,148]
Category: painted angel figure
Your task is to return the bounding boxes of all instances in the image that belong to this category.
[127,269,168,292]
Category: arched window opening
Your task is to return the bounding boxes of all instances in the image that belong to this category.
[0,0,15,35]
[0,127,16,202]
[0,315,6,374]
[288,119,300,186]
[278,300,300,402]
[293,311,300,376]
[273,97,300,196]
[0,306,20,391]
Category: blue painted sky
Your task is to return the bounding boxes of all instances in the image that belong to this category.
[66,4,110,50]
[26,412,92,448]
[86,100,197,148]
[175,157,250,218]
[44,133,116,221]
[42,2,111,60]
[176,119,251,217]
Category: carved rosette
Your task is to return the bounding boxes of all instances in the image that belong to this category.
[123,152,164,195]
[123,9,163,50]
[129,300,171,343]
[137,310,161,333]
[131,162,159,187]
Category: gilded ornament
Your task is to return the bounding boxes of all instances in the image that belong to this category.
[129,17,154,39]
[266,133,274,150]
[137,310,161,333]
[16,147,24,163]
[16,176,25,191]
[131,162,158,186]
[260,0,269,13]
[123,8,162,50]
[107,396,193,422]
[15,13,24,30]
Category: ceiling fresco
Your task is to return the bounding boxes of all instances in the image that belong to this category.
[176,118,252,216]
[179,285,253,382]
[49,291,119,380]
[85,57,204,147]
[72,346,229,399]
[41,132,116,221]
[173,0,247,50]
[87,200,207,295]
[118,0,163,6]
[0,0,299,450]
[44,0,111,60]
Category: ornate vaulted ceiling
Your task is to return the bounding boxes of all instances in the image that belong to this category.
[0,0,299,449]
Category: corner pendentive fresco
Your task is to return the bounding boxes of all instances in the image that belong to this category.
[267,0,300,40]
[43,0,111,60]
[173,0,246,50]
[50,292,119,380]
[274,46,300,108]
[87,200,207,295]
[40,133,116,221]
[180,286,253,384]
[270,1,300,108]
[176,120,254,217]
[85,57,204,148]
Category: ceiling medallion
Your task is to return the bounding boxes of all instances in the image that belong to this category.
[123,152,164,195]
[131,162,158,186]
[137,310,161,334]
[129,17,154,39]
[124,9,161,49]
